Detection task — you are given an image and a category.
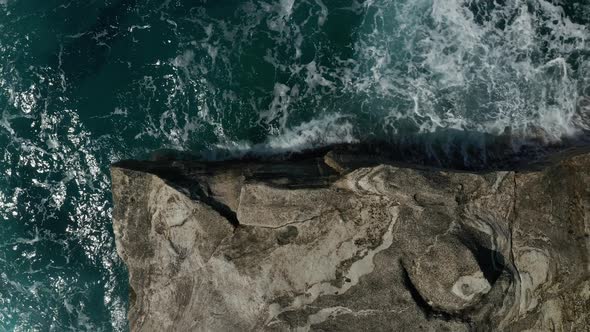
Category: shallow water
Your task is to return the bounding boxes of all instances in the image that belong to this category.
[0,0,589,330]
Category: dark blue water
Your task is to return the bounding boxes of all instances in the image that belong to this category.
[1,0,589,330]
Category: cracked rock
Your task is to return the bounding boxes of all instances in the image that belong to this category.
[111,150,590,331]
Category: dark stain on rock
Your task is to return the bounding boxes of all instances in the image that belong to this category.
[277,226,299,245]
[174,277,194,319]
[155,221,167,235]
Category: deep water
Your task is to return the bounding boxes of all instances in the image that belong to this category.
[0,0,589,330]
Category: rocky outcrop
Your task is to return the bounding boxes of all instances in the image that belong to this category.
[111,149,590,331]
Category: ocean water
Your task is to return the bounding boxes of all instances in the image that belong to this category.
[0,0,589,330]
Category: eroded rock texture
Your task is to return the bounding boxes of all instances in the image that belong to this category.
[111,151,590,331]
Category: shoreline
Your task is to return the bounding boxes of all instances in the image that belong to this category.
[116,136,590,173]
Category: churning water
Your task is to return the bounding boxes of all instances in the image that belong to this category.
[0,0,589,330]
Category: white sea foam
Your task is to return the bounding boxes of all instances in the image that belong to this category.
[259,83,294,129]
[349,0,588,141]
[146,0,590,156]
[264,113,357,151]
[208,113,357,160]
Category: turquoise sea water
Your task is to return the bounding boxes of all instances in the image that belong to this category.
[0,0,589,330]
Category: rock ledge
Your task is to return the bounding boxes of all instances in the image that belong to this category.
[111,150,590,331]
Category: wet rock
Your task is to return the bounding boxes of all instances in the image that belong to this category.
[111,150,590,331]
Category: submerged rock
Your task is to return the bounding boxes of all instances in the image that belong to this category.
[111,149,590,331]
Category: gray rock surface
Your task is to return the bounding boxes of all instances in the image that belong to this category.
[111,150,590,331]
